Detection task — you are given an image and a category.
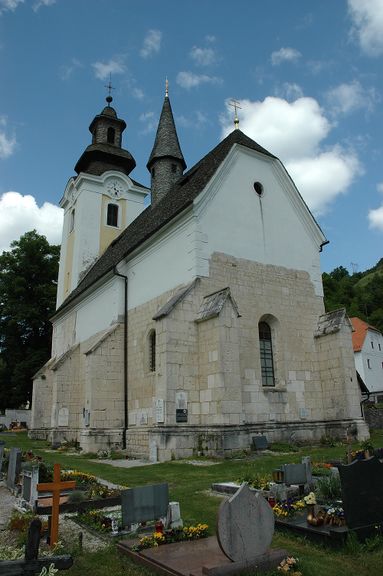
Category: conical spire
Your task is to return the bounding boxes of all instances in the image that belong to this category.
[147,84,186,205]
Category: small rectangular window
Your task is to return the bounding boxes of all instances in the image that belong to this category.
[371,341,374,349]
[367,359,371,369]
[107,203,119,227]
[379,343,381,351]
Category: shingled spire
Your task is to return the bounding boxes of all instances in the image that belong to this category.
[147,82,186,205]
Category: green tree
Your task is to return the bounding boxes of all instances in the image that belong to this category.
[0,231,59,409]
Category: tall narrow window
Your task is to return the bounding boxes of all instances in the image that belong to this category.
[107,127,115,144]
[107,203,119,227]
[259,321,275,386]
[148,330,156,372]
[69,209,75,232]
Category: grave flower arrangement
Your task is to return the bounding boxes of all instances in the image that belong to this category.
[323,506,345,527]
[61,470,121,499]
[237,470,272,490]
[303,492,316,506]
[132,523,209,551]
[76,509,122,533]
[277,556,302,575]
[272,498,305,518]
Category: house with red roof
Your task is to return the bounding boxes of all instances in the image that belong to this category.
[351,317,383,402]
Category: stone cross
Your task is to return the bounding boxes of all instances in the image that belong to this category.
[37,463,76,546]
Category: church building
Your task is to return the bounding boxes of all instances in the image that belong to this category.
[30,87,369,460]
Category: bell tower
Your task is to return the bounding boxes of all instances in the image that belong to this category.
[56,96,148,307]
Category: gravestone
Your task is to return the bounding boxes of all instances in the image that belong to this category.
[21,465,39,508]
[166,501,183,529]
[338,456,383,529]
[217,483,274,562]
[282,463,307,486]
[0,441,5,476]
[121,483,169,527]
[252,435,268,451]
[7,447,22,490]
[302,456,313,485]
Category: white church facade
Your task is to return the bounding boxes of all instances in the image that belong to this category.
[30,90,369,460]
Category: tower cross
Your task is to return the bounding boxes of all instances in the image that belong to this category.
[105,74,115,105]
[229,99,242,129]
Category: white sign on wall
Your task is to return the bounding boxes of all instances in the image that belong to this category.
[155,399,165,423]
[58,407,69,427]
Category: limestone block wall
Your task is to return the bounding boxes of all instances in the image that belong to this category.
[314,326,362,421]
[51,346,83,435]
[31,369,53,433]
[197,301,242,426]
[82,325,124,430]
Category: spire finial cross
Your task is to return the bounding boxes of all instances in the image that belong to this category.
[105,73,115,105]
[229,99,242,129]
[165,77,169,98]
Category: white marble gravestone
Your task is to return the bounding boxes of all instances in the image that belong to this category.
[155,399,164,424]
[166,501,183,529]
[217,483,274,563]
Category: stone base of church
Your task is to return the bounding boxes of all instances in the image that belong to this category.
[29,427,124,453]
[126,418,369,462]
[30,417,369,461]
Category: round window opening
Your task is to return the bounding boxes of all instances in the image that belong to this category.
[253,181,264,196]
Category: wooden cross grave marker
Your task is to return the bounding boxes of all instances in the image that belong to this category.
[37,463,76,547]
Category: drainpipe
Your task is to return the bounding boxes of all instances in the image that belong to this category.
[113,267,128,449]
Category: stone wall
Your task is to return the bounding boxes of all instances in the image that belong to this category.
[364,404,383,429]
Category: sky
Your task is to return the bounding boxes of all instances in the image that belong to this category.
[1,0,383,274]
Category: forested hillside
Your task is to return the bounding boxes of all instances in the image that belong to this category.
[322,258,383,333]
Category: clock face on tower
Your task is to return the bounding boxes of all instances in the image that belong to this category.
[107,179,125,198]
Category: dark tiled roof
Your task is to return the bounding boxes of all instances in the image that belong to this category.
[314,308,352,338]
[153,279,199,320]
[54,129,277,316]
[195,287,241,323]
[147,96,186,170]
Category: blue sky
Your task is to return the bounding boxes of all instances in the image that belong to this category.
[1,0,382,274]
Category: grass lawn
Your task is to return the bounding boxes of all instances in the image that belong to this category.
[1,430,383,575]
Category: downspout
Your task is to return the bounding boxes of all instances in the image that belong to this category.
[113,267,128,449]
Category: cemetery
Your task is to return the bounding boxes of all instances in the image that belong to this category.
[1,431,383,575]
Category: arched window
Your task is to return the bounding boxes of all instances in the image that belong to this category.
[107,127,115,144]
[259,321,275,386]
[107,203,119,227]
[148,330,156,372]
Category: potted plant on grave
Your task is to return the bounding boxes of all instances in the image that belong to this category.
[360,439,374,459]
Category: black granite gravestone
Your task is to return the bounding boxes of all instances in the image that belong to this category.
[121,483,169,526]
[338,456,383,529]
[252,435,268,451]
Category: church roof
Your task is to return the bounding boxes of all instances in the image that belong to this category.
[54,129,303,316]
[147,95,186,170]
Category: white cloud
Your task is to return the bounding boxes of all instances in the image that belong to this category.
[59,58,82,81]
[205,35,216,43]
[140,29,162,58]
[176,110,209,129]
[0,117,16,158]
[92,58,125,81]
[190,46,216,66]
[368,182,383,232]
[277,82,304,100]
[348,0,383,56]
[33,0,55,11]
[326,80,378,115]
[176,71,222,89]
[0,0,23,15]
[139,111,156,134]
[0,191,63,253]
[220,96,361,215]
[271,47,302,66]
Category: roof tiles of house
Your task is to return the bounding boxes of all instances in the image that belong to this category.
[350,317,381,352]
